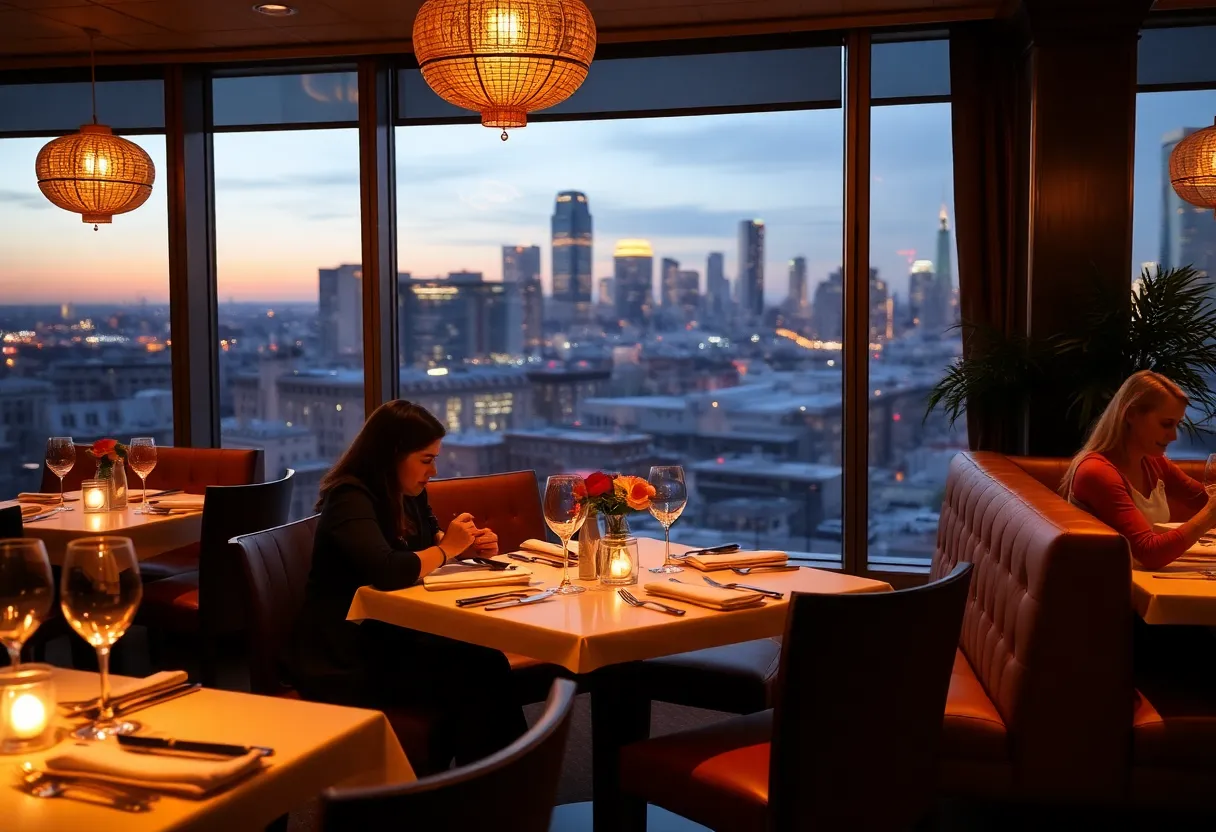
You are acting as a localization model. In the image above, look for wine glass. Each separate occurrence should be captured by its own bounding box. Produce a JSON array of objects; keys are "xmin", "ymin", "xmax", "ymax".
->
[
  {"xmin": 1205, "ymin": 453, "xmax": 1216, "ymax": 494},
  {"xmin": 647, "ymin": 466, "xmax": 688, "ymax": 574},
  {"xmin": 128, "ymin": 437, "xmax": 157, "ymax": 514},
  {"xmin": 61, "ymin": 536, "xmax": 143, "ymax": 739},
  {"xmin": 543, "ymin": 475, "xmax": 589, "ymax": 596},
  {"xmin": 0, "ymin": 539, "xmax": 53, "ymax": 668},
  {"xmin": 45, "ymin": 437, "xmax": 76, "ymax": 512}
]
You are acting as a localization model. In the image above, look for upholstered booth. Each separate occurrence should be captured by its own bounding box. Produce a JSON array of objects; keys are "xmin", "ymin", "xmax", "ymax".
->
[{"xmin": 934, "ymin": 452, "xmax": 1216, "ymax": 809}]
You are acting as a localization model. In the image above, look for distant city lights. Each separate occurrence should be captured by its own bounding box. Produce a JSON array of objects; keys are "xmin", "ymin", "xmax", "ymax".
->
[{"xmin": 427, "ymin": 367, "xmax": 450, "ymax": 376}]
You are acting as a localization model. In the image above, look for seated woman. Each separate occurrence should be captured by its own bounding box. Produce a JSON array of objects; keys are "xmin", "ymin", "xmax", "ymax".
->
[
  {"xmin": 1061, "ymin": 370, "xmax": 1216, "ymax": 569},
  {"xmin": 285, "ymin": 399, "xmax": 527, "ymax": 768}
]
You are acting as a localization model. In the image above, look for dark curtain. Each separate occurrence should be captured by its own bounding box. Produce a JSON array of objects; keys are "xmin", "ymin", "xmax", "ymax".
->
[{"xmin": 949, "ymin": 21, "xmax": 1028, "ymax": 454}]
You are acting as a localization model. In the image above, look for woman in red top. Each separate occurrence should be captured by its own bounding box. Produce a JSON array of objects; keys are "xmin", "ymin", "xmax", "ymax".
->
[{"xmin": 1061, "ymin": 370, "xmax": 1216, "ymax": 569}]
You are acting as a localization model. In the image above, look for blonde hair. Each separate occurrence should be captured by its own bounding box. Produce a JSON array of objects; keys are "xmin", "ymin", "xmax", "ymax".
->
[{"xmin": 1059, "ymin": 370, "xmax": 1189, "ymax": 496}]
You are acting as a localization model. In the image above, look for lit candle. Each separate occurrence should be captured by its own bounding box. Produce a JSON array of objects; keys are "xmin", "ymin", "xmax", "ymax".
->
[
  {"xmin": 84, "ymin": 488, "xmax": 106, "ymax": 510},
  {"xmin": 8, "ymin": 693, "xmax": 47, "ymax": 740},
  {"xmin": 610, "ymin": 554, "xmax": 631, "ymax": 579}
]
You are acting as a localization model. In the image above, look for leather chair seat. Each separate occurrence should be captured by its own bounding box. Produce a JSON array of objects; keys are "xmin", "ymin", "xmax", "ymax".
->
[
  {"xmin": 641, "ymin": 639, "xmax": 780, "ymax": 714},
  {"xmin": 942, "ymin": 649, "xmax": 1008, "ymax": 762},
  {"xmin": 620, "ymin": 710, "xmax": 771, "ymax": 832},
  {"xmin": 139, "ymin": 571, "xmax": 199, "ymax": 633},
  {"xmin": 1133, "ymin": 683, "xmax": 1216, "ymax": 769},
  {"xmin": 138, "ymin": 542, "xmax": 201, "ymax": 582}
]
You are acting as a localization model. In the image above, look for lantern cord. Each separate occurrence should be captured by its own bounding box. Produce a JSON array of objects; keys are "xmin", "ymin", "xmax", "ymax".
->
[{"xmin": 86, "ymin": 28, "xmax": 98, "ymax": 125}]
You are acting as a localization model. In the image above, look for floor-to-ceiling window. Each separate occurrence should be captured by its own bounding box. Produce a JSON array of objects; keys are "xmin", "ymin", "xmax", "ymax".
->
[
  {"xmin": 212, "ymin": 70, "xmax": 362, "ymax": 519},
  {"xmin": 0, "ymin": 77, "xmax": 170, "ymax": 497}
]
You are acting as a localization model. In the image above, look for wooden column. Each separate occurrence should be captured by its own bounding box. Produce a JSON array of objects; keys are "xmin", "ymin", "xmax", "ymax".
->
[{"xmin": 1021, "ymin": 0, "xmax": 1153, "ymax": 455}]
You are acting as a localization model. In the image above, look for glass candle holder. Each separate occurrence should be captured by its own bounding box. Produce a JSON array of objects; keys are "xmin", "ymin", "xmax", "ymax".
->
[
  {"xmin": 0, "ymin": 663, "xmax": 57, "ymax": 754},
  {"xmin": 81, "ymin": 479, "xmax": 110, "ymax": 513},
  {"xmin": 598, "ymin": 536, "xmax": 639, "ymax": 586}
]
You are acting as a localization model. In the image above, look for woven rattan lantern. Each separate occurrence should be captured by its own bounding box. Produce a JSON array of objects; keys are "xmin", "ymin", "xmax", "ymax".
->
[
  {"xmin": 412, "ymin": 0, "xmax": 596, "ymax": 140},
  {"xmin": 1170, "ymin": 118, "xmax": 1216, "ymax": 217},
  {"xmin": 35, "ymin": 32, "xmax": 155, "ymax": 229}
]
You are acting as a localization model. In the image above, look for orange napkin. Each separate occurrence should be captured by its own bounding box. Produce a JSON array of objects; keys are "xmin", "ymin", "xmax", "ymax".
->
[
  {"xmin": 42, "ymin": 742, "xmax": 265, "ymax": 798},
  {"xmin": 18, "ymin": 504, "xmax": 44, "ymax": 518},
  {"xmin": 16, "ymin": 493, "xmax": 64, "ymax": 504},
  {"xmin": 682, "ymin": 550, "xmax": 787, "ymax": 571},
  {"xmin": 520, "ymin": 539, "xmax": 575, "ymax": 560},
  {"xmin": 422, "ymin": 563, "xmax": 534, "ymax": 591},
  {"xmin": 643, "ymin": 581, "xmax": 766, "ymax": 611},
  {"xmin": 148, "ymin": 494, "xmax": 205, "ymax": 511}
]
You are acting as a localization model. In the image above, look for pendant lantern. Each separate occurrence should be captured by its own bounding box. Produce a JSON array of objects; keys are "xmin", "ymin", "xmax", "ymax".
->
[{"xmin": 1169, "ymin": 117, "xmax": 1216, "ymax": 217}]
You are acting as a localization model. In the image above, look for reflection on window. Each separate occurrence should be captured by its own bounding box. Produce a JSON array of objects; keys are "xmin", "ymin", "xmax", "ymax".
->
[
  {"xmin": 868, "ymin": 101, "xmax": 966, "ymax": 566},
  {"xmin": 214, "ymin": 128, "xmax": 362, "ymax": 520},
  {"xmin": 0, "ymin": 134, "xmax": 172, "ymax": 496},
  {"xmin": 396, "ymin": 102, "xmax": 845, "ymax": 560}
]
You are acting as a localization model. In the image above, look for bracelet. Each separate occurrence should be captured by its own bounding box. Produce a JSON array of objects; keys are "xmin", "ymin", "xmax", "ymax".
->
[{"xmin": 437, "ymin": 542, "xmax": 453, "ymax": 562}]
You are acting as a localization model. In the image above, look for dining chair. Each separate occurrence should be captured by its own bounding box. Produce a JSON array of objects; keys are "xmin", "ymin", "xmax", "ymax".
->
[
  {"xmin": 427, "ymin": 470, "xmax": 571, "ymax": 705},
  {"xmin": 619, "ymin": 562, "xmax": 974, "ymax": 831},
  {"xmin": 138, "ymin": 468, "xmax": 295, "ymax": 686},
  {"xmin": 231, "ymin": 515, "xmax": 457, "ymax": 777},
  {"xmin": 319, "ymin": 677, "xmax": 577, "ymax": 831}
]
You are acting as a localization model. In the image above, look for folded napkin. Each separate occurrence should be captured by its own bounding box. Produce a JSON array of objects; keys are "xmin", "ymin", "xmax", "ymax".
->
[
  {"xmin": 42, "ymin": 741, "xmax": 265, "ymax": 798},
  {"xmin": 16, "ymin": 492, "xmax": 66, "ymax": 504},
  {"xmin": 18, "ymin": 503, "xmax": 44, "ymax": 518},
  {"xmin": 59, "ymin": 670, "xmax": 189, "ymax": 709},
  {"xmin": 682, "ymin": 550, "xmax": 788, "ymax": 571},
  {"xmin": 519, "ymin": 539, "xmax": 575, "ymax": 560},
  {"xmin": 148, "ymin": 494, "xmax": 205, "ymax": 510},
  {"xmin": 643, "ymin": 581, "xmax": 766, "ymax": 611},
  {"xmin": 422, "ymin": 562, "xmax": 534, "ymax": 591}
]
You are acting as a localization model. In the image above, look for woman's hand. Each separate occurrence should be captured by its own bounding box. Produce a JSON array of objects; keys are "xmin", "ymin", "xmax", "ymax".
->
[
  {"xmin": 472, "ymin": 527, "xmax": 499, "ymax": 557},
  {"xmin": 1201, "ymin": 490, "xmax": 1216, "ymax": 525},
  {"xmin": 441, "ymin": 513, "xmax": 477, "ymax": 560}
]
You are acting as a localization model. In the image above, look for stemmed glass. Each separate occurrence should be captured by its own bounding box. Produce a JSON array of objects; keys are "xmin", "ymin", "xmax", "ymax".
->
[
  {"xmin": 0, "ymin": 539, "xmax": 53, "ymax": 668},
  {"xmin": 128, "ymin": 437, "xmax": 157, "ymax": 514},
  {"xmin": 61, "ymin": 536, "xmax": 143, "ymax": 739},
  {"xmin": 647, "ymin": 466, "xmax": 688, "ymax": 574},
  {"xmin": 1204, "ymin": 453, "xmax": 1216, "ymax": 494},
  {"xmin": 45, "ymin": 437, "xmax": 76, "ymax": 512},
  {"xmin": 543, "ymin": 475, "xmax": 589, "ymax": 596}
]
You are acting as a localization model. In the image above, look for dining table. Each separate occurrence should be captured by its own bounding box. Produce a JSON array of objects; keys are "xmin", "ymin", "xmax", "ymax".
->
[
  {"xmin": 347, "ymin": 537, "xmax": 891, "ymax": 830},
  {"xmin": 0, "ymin": 492, "xmax": 203, "ymax": 566},
  {"xmin": 1132, "ymin": 534, "xmax": 1216, "ymax": 626},
  {"xmin": 4, "ymin": 667, "xmax": 413, "ymax": 832}
]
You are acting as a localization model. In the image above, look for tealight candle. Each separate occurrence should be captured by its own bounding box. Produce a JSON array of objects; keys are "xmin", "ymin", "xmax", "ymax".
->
[
  {"xmin": 610, "ymin": 555, "xmax": 631, "ymax": 579},
  {"xmin": 81, "ymin": 479, "xmax": 109, "ymax": 513},
  {"xmin": 0, "ymin": 663, "xmax": 56, "ymax": 753},
  {"xmin": 599, "ymin": 537, "xmax": 639, "ymax": 587}
]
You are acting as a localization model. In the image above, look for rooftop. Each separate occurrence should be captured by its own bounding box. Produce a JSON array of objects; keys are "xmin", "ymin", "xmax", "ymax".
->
[
  {"xmin": 691, "ymin": 455, "xmax": 842, "ymax": 482},
  {"xmin": 505, "ymin": 426, "xmax": 652, "ymax": 445}
]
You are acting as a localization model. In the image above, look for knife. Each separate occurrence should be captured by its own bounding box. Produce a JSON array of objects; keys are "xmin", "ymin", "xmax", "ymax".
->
[
  {"xmin": 455, "ymin": 588, "xmax": 544, "ymax": 607},
  {"xmin": 674, "ymin": 544, "xmax": 741, "ymax": 559},
  {"xmin": 484, "ymin": 587, "xmax": 558, "ymax": 610},
  {"xmin": 456, "ymin": 557, "xmax": 516, "ymax": 571},
  {"xmin": 508, "ymin": 553, "xmax": 564, "ymax": 567},
  {"xmin": 23, "ymin": 510, "xmax": 60, "ymax": 523},
  {"xmin": 118, "ymin": 735, "xmax": 274, "ymax": 758}
]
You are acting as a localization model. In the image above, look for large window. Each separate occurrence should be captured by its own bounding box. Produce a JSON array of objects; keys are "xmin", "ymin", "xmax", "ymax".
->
[
  {"xmin": 0, "ymin": 77, "xmax": 169, "ymax": 498},
  {"xmin": 867, "ymin": 37, "xmax": 963, "ymax": 567},
  {"xmin": 213, "ymin": 71, "xmax": 362, "ymax": 520},
  {"xmin": 395, "ymin": 44, "xmax": 848, "ymax": 560}
]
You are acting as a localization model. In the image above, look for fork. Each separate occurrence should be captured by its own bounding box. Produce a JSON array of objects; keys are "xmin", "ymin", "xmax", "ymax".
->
[
  {"xmin": 731, "ymin": 566, "xmax": 802, "ymax": 576},
  {"xmin": 1152, "ymin": 569, "xmax": 1216, "ymax": 580},
  {"xmin": 618, "ymin": 589, "xmax": 685, "ymax": 616},
  {"xmin": 700, "ymin": 575, "xmax": 784, "ymax": 599}
]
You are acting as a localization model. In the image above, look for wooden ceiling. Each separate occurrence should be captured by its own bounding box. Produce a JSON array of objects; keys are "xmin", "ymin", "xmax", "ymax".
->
[{"xmin": 0, "ymin": 0, "xmax": 1001, "ymax": 65}]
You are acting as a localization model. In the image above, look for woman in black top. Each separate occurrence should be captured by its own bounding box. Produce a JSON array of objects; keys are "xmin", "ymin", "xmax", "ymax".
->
[{"xmin": 286, "ymin": 400, "xmax": 527, "ymax": 768}]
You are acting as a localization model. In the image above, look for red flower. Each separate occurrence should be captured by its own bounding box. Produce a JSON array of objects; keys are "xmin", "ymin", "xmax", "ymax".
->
[
  {"xmin": 572, "ymin": 481, "xmax": 587, "ymax": 502},
  {"xmin": 585, "ymin": 471, "xmax": 613, "ymax": 498},
  {"xmin": 91, "ymin": 438, "xmax": 117, "ymax": 458}
]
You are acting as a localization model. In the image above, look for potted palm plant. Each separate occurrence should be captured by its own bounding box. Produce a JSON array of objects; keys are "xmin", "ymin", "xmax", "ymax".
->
[{"xmin": 926, "ymin": 265, "xmax": 1216, "ymax": 449}]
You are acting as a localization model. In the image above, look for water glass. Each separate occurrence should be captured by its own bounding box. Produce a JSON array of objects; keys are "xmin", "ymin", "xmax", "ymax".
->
[
  {"xmin": 647, "ymin": 466, "xmax": 688, "ymax": 574},
  {"xmin": 45, "ymin": 437, "xmax": 76, "ymax": 512},
  {"xmin": 543, "ymin": 475, "xmax": 588, "ymax": 596},
  {"xmin": 0, "ymin": 540, "xmax": 53, "ymax": 668},
  {"xmin": 128, "ymin": 437, "xmax": 158, "ymax": 514}
]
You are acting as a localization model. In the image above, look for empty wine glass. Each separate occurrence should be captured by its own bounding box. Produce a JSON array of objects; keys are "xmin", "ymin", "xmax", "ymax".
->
[
  {"xmin": 0, "ymin": 539, "xmax": 53, "ymax": 668},
  {"xmin": 647, "ymin": 466, "xmax": 688, "ymax": 574},
  {"xmin": 61, "ymin": 536, "xmax": 143, "ymax": 739},
  {"xmin": 1205, "ymin": 453, "xmax": 1216, "ymax": 495},
  {"xmin": 543, "ymin": 475, "xmax": 589, "ymax": 596},
  {"xmin": 128, "ymin": 438, "xmax": 157, "ymax": 514},
  {"xmin": 45, "ymin": 437, "xmax": 76, "ymax": 512}
]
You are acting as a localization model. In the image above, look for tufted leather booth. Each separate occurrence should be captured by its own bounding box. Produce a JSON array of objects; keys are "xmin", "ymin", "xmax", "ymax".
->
[
  {"xmin": 232, "ymin": 515, "xmax": 450, "ymax": 776},
  {"xmin": 426, "ymin": 471, "xmax": 570, "ymax": 704},
  {"xmin": 620, "ymin": 563, "xmax": 973, "ymax": 831}
]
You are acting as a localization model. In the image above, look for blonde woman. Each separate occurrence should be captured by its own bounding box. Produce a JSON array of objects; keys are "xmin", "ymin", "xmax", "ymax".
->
[{"xmin": 1061, "ymin": 370, "xmax": 1216, "ymax": 569}]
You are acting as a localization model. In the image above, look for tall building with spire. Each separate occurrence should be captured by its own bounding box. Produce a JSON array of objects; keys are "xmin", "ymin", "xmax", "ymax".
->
[
  {"xmin": 550, "ymin": 191, "xmax": 593, "ymax": 328},
  {"xmin": 921, "ymin": 206, "xmax": 955, "ymax": 333}
]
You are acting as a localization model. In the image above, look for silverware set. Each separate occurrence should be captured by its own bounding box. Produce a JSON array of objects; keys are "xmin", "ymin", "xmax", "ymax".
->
[
  {"xmin": 617, "ymin": 588, "xmax": 685, "ymax": 616},
  {"xmin": 455, "ymin": 588, "xmax": 546, "ymax": 608},
  {"xmin": 699, "ymin": 575, "xmax": 784, "ymax": 599},
  {"xmin": 1152, "ymin": 569, "xmax": 1216, "ymax": 580},
  {"xmin": 508, "ymin": 553, "xmax": 565, "ymax": 567},
  {"xmin": 18, "ymin": 768, "xmax": 157, "ymax": 812},
  {"xmin": 61, "ymin": 682, "xmax": 202, "ymax": 720},
  {"xmin": 672, "ymin": 543, "xmax": 740, "ymax": 559}
]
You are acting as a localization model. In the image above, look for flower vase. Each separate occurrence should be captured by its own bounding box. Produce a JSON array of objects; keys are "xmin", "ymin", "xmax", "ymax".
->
[
  {"xmin": 96, "ymin": 460, "xmax": 128, "ymax": 510},
  {"xmin": 595, "ymin": 514, "xmax": 630, "ymax": 578},
  {"xmin": 578, "ymin": 509, "xmax": 601, "ymax": 580}
]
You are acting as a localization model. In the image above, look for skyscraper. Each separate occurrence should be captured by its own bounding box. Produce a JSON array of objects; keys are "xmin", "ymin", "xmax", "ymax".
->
[
  {"xmin": 922, "ymin": 207, "xmax": 954, "ymax": 333},
  {"xmin": 551, "ymin": 191, "xmax": 593, "ymax": 328},
  {"xmin": 811, "ymin": 269, "xmax": 843, "ymax": 340},
  {"xmin": 660, "ymin": 258, "xmax": 680, "ymax": 307},
  {"xmin": 318, "ymin": 264, "xmax": 362, "ymax": 362},
  {"xmin": 676, "ymin": 269, "xmax": 700, "ymax": 322},
  {"xmin": 707, "ymin": 252, "xmax": 729, "ymax": 320},
  {"xmin": 907, "ymin": 259, "xmax": 933, "ymax": 329},
  {"xmin": 503, "ymin": 245, "xmax": 543, "ymax": 353},
  {"xmin": 1162, "ymin": 128, "xmax": 1216, "ymax": 279},
  {"xmin": 399, "ymin": 271, "xmax": 521, "ymax": 366},
  {"xmin": 598, "ymin": 277, "xmax": 614, "ymax": 308},
  {"xmin": 787, "ymin": 256, "xmax": 808, "ymax": 309},
  {"xmin": 738, "ymin": 219, "xmax": 765, "ymax": 319},
  {"xmin": 613, "ymin": 239, "xmax": 654, "ymax": 329},
  {"xmin": 870, "ymin": 270, "xmax": 892, "ymax": 343}
]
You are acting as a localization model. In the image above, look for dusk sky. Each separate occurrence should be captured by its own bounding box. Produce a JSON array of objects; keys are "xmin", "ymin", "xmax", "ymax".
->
[{"xmin": 1, "ymin": 91, "xmax": 1212, "ymax": 305}]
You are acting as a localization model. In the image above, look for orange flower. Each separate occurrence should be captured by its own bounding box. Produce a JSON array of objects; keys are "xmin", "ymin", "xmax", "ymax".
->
[{"xmin": 614, "ymin": 475, "xmax": 656, "ymax": 511}]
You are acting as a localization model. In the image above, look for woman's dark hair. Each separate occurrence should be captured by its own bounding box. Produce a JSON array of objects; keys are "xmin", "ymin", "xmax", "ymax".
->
[{"xmin": 316, "ymin": 399, "xmax": 446, "ymax": 538}]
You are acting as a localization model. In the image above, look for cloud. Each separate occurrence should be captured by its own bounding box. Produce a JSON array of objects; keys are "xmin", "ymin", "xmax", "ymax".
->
[
  {"xmin": 595, "ymin": 202, "xmax": 839, "ymax": 240},
  {"xmin": 2, "ymin": 189, "xmax": 52, "ymax": 210},
  {"xmin": 217, "ymin": 171, "xmax": 357, "ymax": 191}
]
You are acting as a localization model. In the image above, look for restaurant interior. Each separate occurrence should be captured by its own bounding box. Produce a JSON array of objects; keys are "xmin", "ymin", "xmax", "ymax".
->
[{"xmin": 3, "ymin": 0, "xmax": 1216, "ymax": 829}]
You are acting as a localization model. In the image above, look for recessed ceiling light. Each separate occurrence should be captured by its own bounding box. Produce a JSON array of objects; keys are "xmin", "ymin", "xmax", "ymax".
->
[{"xmin": 253, "ymin": 3, "xmax": 297, "ymax": 16}]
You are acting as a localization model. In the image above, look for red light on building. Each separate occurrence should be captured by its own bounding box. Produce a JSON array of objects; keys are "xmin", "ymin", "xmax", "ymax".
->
[
  {"xmin": 892, "ymin": 413, "xmax": 901, "ymax": 422},
  {"xmin": 716, "ymin": 457, "xmax": 725, "ymax": 464}
]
